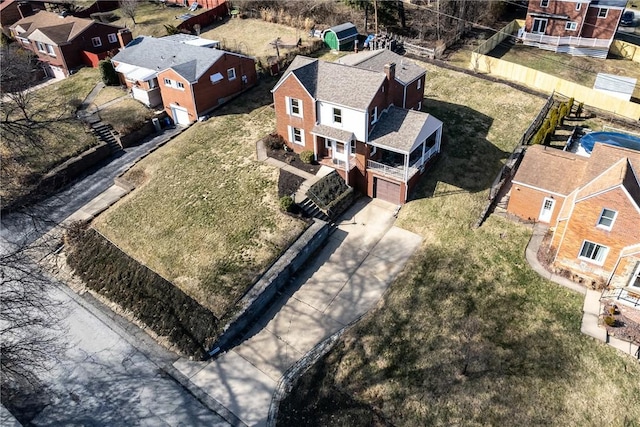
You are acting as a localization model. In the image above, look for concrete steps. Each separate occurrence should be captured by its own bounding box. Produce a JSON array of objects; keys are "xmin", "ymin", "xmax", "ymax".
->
[
  {"xmin": 92, "ymin": 122, "xmax": 122, "ymax": 154},
  {"xmin": 298, "ymin": 198, "xmax": 331, "ymax": 223}
]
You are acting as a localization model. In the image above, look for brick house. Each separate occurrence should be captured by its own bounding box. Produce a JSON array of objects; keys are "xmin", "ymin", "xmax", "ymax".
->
[
  {"xmin": 507, "ymin": 143, "xmax": 640, "ymax": 300},
  {"xmin": 271, "ymin": 54, "xmax": 443, "ymax": 205},
  {"xmin": 10, "ymin": 10, "xmax": 131, "ymax": 78},
  {"xmin": 521, "ymin": 0, "xmax": 627, "ymax": 58},
  {"xmin": 111, "ymin": 36, "xmax": 257, "ymax": 125}
]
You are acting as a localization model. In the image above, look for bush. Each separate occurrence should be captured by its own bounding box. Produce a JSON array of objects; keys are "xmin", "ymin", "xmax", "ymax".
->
[
  {"xmin": 300, "ymin": 150, "xmax": 314, "ymax": 164},
  {"xmin": 99, "ymin": 59, "xmax": 119, "ymax": 86},
  {"xmin": 604, "ymin": 315, "xmax": 616, "ymax": 327},
  {"xmin": 280, "ymin": 195, "xmax": 294, "ymax": 212},
  {"xmin": 265, "ymin": 133, "xmax": 285, "ymax": 150},
  {"xmin": 576, "ymin": 102, "xmax": 584, "ymax": 117}
]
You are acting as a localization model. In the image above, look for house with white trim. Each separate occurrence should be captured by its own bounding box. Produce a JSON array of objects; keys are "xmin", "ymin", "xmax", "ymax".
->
[
  {"xmin": 507, "ymin": 143, "xmax": 640, "ymax": 303},
  {"xmin": 271, "ymin": 53, "xmax": 442, "ymax": 205}
]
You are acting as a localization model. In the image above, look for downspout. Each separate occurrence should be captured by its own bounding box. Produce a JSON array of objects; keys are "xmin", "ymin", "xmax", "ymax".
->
[
  {"xmin": 402, "ymin": 83, "xmax": 407, "ymax": 109},
  {"xmin": 190, "ymin": 79, "xmax": 197, "ymax": 121}
]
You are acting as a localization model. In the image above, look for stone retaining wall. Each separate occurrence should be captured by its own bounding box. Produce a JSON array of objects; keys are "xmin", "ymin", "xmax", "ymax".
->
[
  {"xmin": 210, "ymin": 219, "xmax": 330, "ymax": 356},
  {"xmin": 39, "ymin": 142, "xmax": 111, "ymax": 191}
]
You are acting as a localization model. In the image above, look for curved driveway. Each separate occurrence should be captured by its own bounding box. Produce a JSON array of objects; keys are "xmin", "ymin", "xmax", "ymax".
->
[{"xmin": 174, "ymin": 198, "xmax": 423, "ymax": 426}]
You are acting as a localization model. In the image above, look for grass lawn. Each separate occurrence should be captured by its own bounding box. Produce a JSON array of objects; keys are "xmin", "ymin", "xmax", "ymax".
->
[
  {"xmin": 110, "ymin": 2, "xmax": 210, "ymax": 38},
  {"xmin": 1, "ymin": 68, "xmax": 100, "ymax": 207},
  {"xmin": 99, "ymin": 98, "xmax": 155, "ymax": 134},
  {"xmin": 200, "ymin": 18, "xmax": 312, "ymax": 60},
  {"xmin": 93, "ymin": 79, "xmax": 307, "ymax": 318},
  {"xmin": 92, "ymin": 86, "xmax": 128, "ymax": 107},
  {"xmin": 277, "ymin": 64, "xmax": 640, "ymax": 426}
]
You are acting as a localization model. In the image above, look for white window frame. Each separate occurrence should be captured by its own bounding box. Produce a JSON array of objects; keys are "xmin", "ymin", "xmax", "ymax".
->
[
  {"xmin": 417, "ymin": 101, "xmax": 422, "ymax": 110},
  {"xmin": 540, "ymin": 0, "xmax": 549, "ymax": 7},
  {"xmin": 176, "ymin": 81, "xmax": 185, "ymax": 90},
  {"xmin": 91, "ymin": 37, "xmax": 102, "ymax": 47},
  {"xmin": 333, "ymin": 108, "xmax": 342, "ymax": 124},
  {"xmin": 370, "ymin": 145, "xmax": 377, "ymax": 156},
  {"xmin": 630, "ymin": 262, "xmax": 640, "ymax": 288},
  {"xmin": 596, "ymin": 208, "xmax": 617, "ymax": 230},
  {"xmin": 350, "ymin": 139, "xmax": 356, "ymax": 156},
  {"xmin": 36, "ymin": 41, "xmax": 46, "ymax": 52},
  {"xmin": 579, "ymin": 240, "xmax": 608, "ymax": 265},
  {"xmin": 325, "ymin": 139, "xmax": 331, "ymax": 149},
  {"xmin": 417, "ymin": 79, "xmax": 421, "ymax": 90},
  {"xmin": 164, "ymin": 77, "xmax": 172, "ymax": 86},
  {"xmin": 289, "ymin": 97, "xmax": 302, "ymax": 117},
  {"xmin": 371, "ymin": 106, "xmax": 378, "ymax": 125},
  {"xmin": 227, "ymin": 67, "xmax": 236, "ymax": 80},
  {"xmin": 108, "ymin": 33, "xmax": 118, "ymax": 44},
  {"xmin": 288, "ymin": 126, "xmax": 304, "ymax": 146},
  {"xmin": 598, "ymin": 8, "xmax": 608, "ymax": 18},
  {"xmin": 576, "ymin": 3, "xmax": 581, "ymax": 11},
  {"xmin": 45, "ymin": 44, "xmax": 55, "ymax": 56},
  {"xmin": 565, "ymin": 21, "xmax": 578, "ymax": 31},
  {"xmin": 532, "ymin": 18, "xmax": 548, "ymax": 34}
]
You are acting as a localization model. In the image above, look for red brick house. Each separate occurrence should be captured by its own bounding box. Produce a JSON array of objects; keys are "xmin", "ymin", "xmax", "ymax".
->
[
  {"xmin": 111, "ymin": 36, "xmax": 257, "ymax": 125},
  {"xmin": 271, "ymin": 54, "xmax": 442, "ymax": 205},
  {"xmin": 9, "ymin": 10, "xmax": 131, "ymax": 78},
  {"xmin": 521, "ymin": 0, "xmax": 627, "ymax": 58},
  {"xmin": 507, "ymin": 143, "xmax": 640, "ymax": 301}
]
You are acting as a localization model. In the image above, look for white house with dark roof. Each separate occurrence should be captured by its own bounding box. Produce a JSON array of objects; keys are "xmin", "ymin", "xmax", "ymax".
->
[
  {"xmin": 272, "ymin": 55, "xmax": 442, "ymax": 204},
  {"xmin": 111, "ymin": 36, "xmax": 257, "ymax": 124}
]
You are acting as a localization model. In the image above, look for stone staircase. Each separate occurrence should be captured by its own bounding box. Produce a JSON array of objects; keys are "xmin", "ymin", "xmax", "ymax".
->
[
  {"xmin": 298, "ymin": 197, "xmax": 331, "ymax": 223},
  {"xmin": 92, "ymin": 122, "xmax": 122, "ymax": 154}
]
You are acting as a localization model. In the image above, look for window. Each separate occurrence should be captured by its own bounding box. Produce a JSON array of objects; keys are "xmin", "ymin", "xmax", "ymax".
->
[
  {"xmin": 325, "ymin": 139, "xmax": 331, "ymax": 149},
  {"xmin": 333, "ymin": 108, "xmax": 342, "ymax": 124},
  {"xmin": 576, "ymin": 3, "xmax": 581, "ymax": 10},
  {"xmin": 565, "ymin": 22, "xmax": 578, "ymax": 31},
  {"xmin": 227, "ymin": 67, "xmax": 236, "ymax": 80},
  {"xmin": 597, "ymin": 208, "xmax": 616, "ymax": 229},
  {"xmin": 108, "ymin": 33, "xmax": 118, "ymax": 44},
  {"xmin": 149, "ymin": 78, "xmax": 158, "ymax": 88},
  {"xmin": 176, "ymin": 81, "xmax": 184, "ymax": 90},
  {"xmin": 579, "ymin": 240, "xmax": 608, "ymax": 264},
  {"xmin": 292, "ymin": 127, "xmax": 303, "ymax": 145},
  {"xmin": 46, "ymin": 44, "xmax": 55, "ymax": 56},
  {"xmin": 417, "ymin": 79, "xmax": 421, "ymax": 90},
  {"xmin": 290, "ymin": 98, "xmax": 302, "ymax": 116},
  {"xmin": 210, "ymin": 72, "xmax": 224, "ymax": 84},
  {"xmin": 164, "ymin": 78, "xmax": 172, "ymax": 86},
  {"xmin": 598, "ymin": 8, "xmax": 608, "ymax": 18},
  {"xmin": 163, "ymin": 78, "xmax": 185, "ymax": 90},
  {"xmin": 91, "ymin": 37, "xmax": 102, "ymax": 47},
  {"xmin": 630, "ymin": 262, "xmax": 640, "ymax": 288},
  {"xmin": 532, "ymin": 18, "xmax": 548, "ymax": 34},
  {"xmin": 371, "ymin": 106, "xmax": 378, "ymax": 124},
  {"xmin": 350, "ymin": 139, "xmax": 356, "ymax": 155},
  {"xmin": 540, "ymin": 0, "xmax": 549, "ymax": 7},
  {"xmin": 417, "ymin": 101, "xmax": 422, "ymax": 110},
  {"xmin": 370, "ymin": 145, "xmax": 377, "ymax": 156},
  {"xmin": 36, "ymin": 41, "xmax": 46, "ymax": 52}
]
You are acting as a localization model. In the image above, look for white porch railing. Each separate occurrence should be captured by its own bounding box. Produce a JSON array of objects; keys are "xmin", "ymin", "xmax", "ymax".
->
[
  {"xmin": 521, "ymin": 32, "xmax": 611, "ymax": 48},
  {"xmin": 368, "ymin": 144, "xmax": 439, "ymax": 181}
]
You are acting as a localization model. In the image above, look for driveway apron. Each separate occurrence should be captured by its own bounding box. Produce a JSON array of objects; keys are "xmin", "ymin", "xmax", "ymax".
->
[{"xmin": 174, "ymin": 198, "xmax": 423, "ymax": 426}]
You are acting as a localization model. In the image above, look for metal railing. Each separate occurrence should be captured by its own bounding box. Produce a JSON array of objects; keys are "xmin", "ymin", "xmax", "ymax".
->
[{"xmin": 367, "ymin": 160, "xmax": 406, "ymax": 180}]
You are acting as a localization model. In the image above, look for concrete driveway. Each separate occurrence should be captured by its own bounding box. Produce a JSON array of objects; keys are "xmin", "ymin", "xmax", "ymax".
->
[{"xmin": 174, "ymin": 198, "xmax": 423, "ymax": 426}]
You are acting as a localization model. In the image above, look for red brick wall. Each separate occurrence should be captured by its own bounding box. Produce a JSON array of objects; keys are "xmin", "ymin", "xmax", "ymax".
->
[
  {"xmin": 192, "ymin": 53, "xmax": 257, "ymax": 116},
  {"xmin": 273, "ymin": 74, "xmax": 316, "ymax": 154},
  {"xmin": 507, "ymin": 184, "xmax": 566, "ymax": 224},
  {"xmin": 158, "ymin": 69, "xmax": 198, "ymax": 122},
  {"xmin": 525, "ymin": 0, "xmax": 621, "ymax": 39},
  {"xmin": 404, "ymin": 75, "xmax": 425, "ymax": 110},
  {"xmin": 554, "ymin": 188, "xmax": 640, "ymax": 277},
  {"xmin": 581, "ymin": 6, "xmax": 622, "ymax": 38}
]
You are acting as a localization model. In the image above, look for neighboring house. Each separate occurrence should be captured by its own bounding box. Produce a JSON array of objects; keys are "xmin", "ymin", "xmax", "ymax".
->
[
  {"xmin": 521, "ymin": 0, "xmax": 627, "ymax": 58},
  {"xmin": 338, "ymin": 49, "xmax": 425, "ymax": 110},
  {"xmin": 10, "ymin": 10, "xmax": 131, "ymax": 78},
  {"xmin": 0, "ymin": 0, "xmax": 23, "ymax": 37},
  {"xmin": 507, "ymin": 143, "xmax": 640, "ymax": 299},
  {"xmin": 322, "ymin": 22, "xmax": 358, "ymax": 51},
  {"xmin": 111, "ymin": 36, "xmax": 257, "ymax": 125},
  {"xmin": 272, "ymin": 55, "xmax": 443, "ymax": 205}
]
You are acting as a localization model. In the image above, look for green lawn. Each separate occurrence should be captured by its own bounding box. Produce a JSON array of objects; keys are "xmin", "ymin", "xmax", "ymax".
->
[
  {"xmin": 277, "ymin": 64, "xmax": 640, "ymax": 426},
  {"xmin": 93, "ymin": 80, "xmax": 307, "ymax": 318}
]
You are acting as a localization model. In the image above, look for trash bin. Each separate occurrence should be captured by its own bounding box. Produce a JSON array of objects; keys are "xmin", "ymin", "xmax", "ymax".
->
[{"xmin": 152, "ymin": 117, "xmax": 161, "ymax": 132}]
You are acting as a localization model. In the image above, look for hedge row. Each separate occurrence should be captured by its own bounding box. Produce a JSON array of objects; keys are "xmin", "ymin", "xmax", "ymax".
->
[
  {"xmin": 531, "ymin": 98, "xmax": 576, "ymax": 145},
  {"xmin": 65, "ymin": 223, "xmax": 219, "ymax": 359}
]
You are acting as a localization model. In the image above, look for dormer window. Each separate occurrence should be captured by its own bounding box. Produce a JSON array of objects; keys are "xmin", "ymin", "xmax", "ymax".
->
[
  {"xmin": 333, "ymin": 108, "xmax": 342, "ymax": 124},
  {"xmin": 597, "ymin": 208, "xmax": 616, "ymax": 230}
]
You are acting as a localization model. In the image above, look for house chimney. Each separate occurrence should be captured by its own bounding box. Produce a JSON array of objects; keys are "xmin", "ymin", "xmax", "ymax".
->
[
  {"xmin": 384, "ymin": 62, "xmax": 396, "ymax": 82},
  {"xmin": 18, "ymin": 2, "xmax": 35, "ymax": 18},
  {"xmin": 117, "ymin": 29, "xmax": 133, "ymax": 49}
]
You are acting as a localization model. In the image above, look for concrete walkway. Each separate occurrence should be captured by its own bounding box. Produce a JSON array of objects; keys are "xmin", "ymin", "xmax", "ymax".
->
[
  {"xmin": 526, "ymin": 223, "xmax": 639, "ymax": 358},
  {"xmin": 174, "ymin": 198, "xmax": 423, "ymax": 426}
]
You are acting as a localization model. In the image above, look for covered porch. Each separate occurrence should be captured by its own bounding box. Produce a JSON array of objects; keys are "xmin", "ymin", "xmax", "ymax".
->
[
  {"xmin": 115, "ymin": 63, "xmax": 162, "ymax": 108},
  {"xmin": 311, "ymin": 124, "xmax": 358, "ymax": 172}
]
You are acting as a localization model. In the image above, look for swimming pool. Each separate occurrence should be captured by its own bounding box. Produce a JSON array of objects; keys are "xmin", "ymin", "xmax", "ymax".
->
[{"xmin": 579, "ymin": 131, "xmax": 640, "ymax": 155}]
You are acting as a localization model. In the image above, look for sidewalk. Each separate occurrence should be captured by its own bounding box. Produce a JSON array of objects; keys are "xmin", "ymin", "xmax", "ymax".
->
[{"xmin": 526, "ymin": 223, "xmax": 639, "ymax": 358}]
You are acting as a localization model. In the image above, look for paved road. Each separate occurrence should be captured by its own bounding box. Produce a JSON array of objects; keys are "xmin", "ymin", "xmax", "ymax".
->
[{"xmin": 175, "ymin": 198, "xmax": 423, "ymax": 426}]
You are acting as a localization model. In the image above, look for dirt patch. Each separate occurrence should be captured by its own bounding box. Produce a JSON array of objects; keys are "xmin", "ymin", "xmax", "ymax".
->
[
  {"xmin": 601, "ymin": 302, "xmax": 640, "ymax": 346},
  {"xmin": 267, "ymin": 146, "xmax": 322, "ymax": 175},
  {"xmin": 278, "ymin": 169, "xmax": 305, "ymax": 198}
]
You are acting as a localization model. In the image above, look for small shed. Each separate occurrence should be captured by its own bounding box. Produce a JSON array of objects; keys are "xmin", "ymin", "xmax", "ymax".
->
[
  {"xmin": 322, "ymin": 22, "xmax": 358, "ymax": 51},
  {"xmin": 593, "ymin": 73, "xmax": 637, "ymax": 101}
]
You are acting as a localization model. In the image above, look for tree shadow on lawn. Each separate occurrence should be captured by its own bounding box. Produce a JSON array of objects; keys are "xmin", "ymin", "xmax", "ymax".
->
[{"xmin": 410, "ymin": 99, "xmax": 510, "ymax": 201}]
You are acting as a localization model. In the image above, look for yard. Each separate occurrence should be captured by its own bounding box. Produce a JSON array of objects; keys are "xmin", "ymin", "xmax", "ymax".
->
[
  {"xmin": 109, "ymin": 2, "xmax": 211, "ymax": 38},
  {"xmin": 92, "ymin": 79, "xmax": 307, "ymax": 319},
  {"xmin": 277, "ymin": 63, "xmax": 640, "ymax": 426}
]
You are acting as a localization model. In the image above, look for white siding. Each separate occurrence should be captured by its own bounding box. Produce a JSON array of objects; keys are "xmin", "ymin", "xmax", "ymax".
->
[{"xmin": 316, "ymin": 101, "xmax": 367, "ymax": 142}]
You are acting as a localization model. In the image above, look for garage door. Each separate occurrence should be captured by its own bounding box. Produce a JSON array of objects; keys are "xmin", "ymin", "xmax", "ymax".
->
[
  {"xmin": 374, "ymin": 177, "xmax": 401, "ymax": 204},
  {"xmin": 171, "ymin": 105, "xmax": 190, "ymax": 125}
]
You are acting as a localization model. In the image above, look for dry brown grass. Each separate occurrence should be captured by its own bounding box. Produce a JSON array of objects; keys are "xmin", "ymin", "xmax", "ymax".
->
[{"xmin": 99, "ymin": 98, "xmax": 154, "ymax": 134}]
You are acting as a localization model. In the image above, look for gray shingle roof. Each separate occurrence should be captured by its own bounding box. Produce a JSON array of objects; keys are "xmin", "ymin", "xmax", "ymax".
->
[
  {"xmin": 339, "ymin": 50, "xmax": 425, "ymax": 85},
  {"xmin": 311, "ymin": 124, "xmax": 355, "ymax": 142},
  {"xmin": 111, "ymin": 36, "xmax": 225, "ymax": 82},
  {"xmin": 327, "ymin": 22, "xmax": 358, "ymax": 41},
  {"xmin": 275, "ymin": 56, "xmax": 385, "ymax": 111},
  {"xmin": 369, "ymin": 106, "xmax": 442, "ymax": 153}
]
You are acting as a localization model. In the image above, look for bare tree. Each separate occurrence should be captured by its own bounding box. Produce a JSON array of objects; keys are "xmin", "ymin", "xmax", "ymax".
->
[{"xmin": 119, "ymin": 0, "xmax": 138, "ymax": 27}]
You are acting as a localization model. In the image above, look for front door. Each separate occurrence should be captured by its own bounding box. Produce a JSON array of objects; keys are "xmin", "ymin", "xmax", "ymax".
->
[
  {"xmin": 539, "ymin": 197, "xmax": 555, "ymax": 223},
  {"xmin": 532, "ymin": 18, "xmax": 548, "ymax": 34},
  {"xmin": 332, "ymin": 140, "xmax": 347, "ymax": 163}
]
